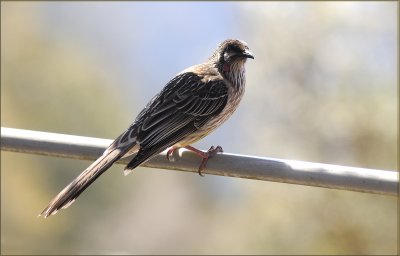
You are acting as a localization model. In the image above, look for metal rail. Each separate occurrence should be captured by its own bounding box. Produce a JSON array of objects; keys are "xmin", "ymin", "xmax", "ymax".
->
[{"xmin": 1, "ymin": 127, "xmax": 398, "ymax": 196}]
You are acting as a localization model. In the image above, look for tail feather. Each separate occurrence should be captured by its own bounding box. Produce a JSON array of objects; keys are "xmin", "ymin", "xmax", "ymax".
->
[
  {"xmin": 39, "ymin": 149, "xmax": 123, "ymax": 218},
  {"xmin": 122, "ymin": 148, "xmax": 161, "ymax": 176}
]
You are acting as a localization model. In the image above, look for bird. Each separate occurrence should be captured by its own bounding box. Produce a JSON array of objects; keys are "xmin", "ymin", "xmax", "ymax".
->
[{"xmin": 39, "ymin": 39, "xmax": 254, "ymax": 218}]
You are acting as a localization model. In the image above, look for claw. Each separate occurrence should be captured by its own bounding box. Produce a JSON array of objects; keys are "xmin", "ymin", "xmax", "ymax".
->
[
  {"xmin": 185, "ymin": 145, "xmax": 223, "ymax": 176},
  {"xmin": 166, "ymin": 146, "xmax": 179, "ymax": 162}
]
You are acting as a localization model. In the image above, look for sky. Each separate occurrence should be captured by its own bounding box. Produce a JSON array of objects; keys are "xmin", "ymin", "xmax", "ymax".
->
[{"xmin": 41, "ymin": 2, "xmax": 244, "ymax": 100}]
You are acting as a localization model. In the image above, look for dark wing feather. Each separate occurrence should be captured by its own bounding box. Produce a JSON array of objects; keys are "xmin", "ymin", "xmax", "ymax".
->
[{"xmin": 124, "ymin": 71, "xmax": 228, "ymax": 170}]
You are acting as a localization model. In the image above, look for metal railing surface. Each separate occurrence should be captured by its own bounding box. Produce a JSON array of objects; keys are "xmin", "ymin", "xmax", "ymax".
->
[{"xmin": 1, "ymin": 127, "xmax": 398, "ymax": 196}]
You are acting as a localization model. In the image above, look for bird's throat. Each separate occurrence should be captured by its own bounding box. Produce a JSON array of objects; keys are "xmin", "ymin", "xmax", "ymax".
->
[{"xmin": 223, "ymin": 63, "xmax": 230, "ymax": 72}]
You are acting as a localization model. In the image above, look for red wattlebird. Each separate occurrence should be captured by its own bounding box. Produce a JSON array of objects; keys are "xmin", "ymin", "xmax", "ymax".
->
[{"xmin": 39, "ymin": 39, "xmax": 254, "ymax": 217}]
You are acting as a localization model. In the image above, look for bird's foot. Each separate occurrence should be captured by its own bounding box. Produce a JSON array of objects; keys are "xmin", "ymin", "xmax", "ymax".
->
[
  {"xmin": 166, "ymin": 146, "xmax": 180, "ymax": 162},
  {"xmin": 185, "ymin": 145, "xmax": 223, "ymax": 176}
]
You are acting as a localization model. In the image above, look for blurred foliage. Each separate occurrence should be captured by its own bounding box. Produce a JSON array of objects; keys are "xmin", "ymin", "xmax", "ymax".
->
[
  {"xmin": 239, "ymin": 2, "xmax": 397, "ymax": 170},
  {"xmin": 1, "ymin": 2, "xmax": 397, "ymax": 255}
]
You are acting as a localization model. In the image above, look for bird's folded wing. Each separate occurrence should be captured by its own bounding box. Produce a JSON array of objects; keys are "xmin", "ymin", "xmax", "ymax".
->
[{"xmin": 136, "ymin": 72, "xmax": 228, "ymax": 148}]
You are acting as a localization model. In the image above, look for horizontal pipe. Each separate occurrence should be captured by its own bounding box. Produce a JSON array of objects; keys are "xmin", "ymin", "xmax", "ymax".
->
[{"xmin": 1, "ymin": 127, "xmax": 398, "ymax": 196}]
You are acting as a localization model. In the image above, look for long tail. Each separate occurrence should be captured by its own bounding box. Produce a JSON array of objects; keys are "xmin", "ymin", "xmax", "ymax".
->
[{"xmin": 39, "ymin": 148, "xmax": 126, "ymax": 218}]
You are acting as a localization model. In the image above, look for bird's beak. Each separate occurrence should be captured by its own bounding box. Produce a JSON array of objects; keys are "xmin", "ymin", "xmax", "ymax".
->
[{"xmin": 241, "ymin": 49, "xmax": 254, "ymax": 59}]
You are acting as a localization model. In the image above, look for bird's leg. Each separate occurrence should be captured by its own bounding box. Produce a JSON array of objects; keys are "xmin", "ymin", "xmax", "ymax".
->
[
  {"xmin": 184, "ymin": 145, "xmax": 223, "ymax": 177},
  {"xmin": 166, "ymin": 146, "xmax": 180, "ymax": 162}
]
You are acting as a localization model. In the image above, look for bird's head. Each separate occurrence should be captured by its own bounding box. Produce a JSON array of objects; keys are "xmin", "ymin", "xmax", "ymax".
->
[
  {"xmin": 210, "ymin": 39, "xmax": 254, "ymax": 83},
  {"xmin": 210, "ymin": 39, "xmax": 254, "ymax": 61},
  {"xmin": 219, "ymin": 39, "xmax": 254, "ymax": 62},
  {"xmin": 210, "ymin": 39, "xmax": 253, "ymax": 73}
]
